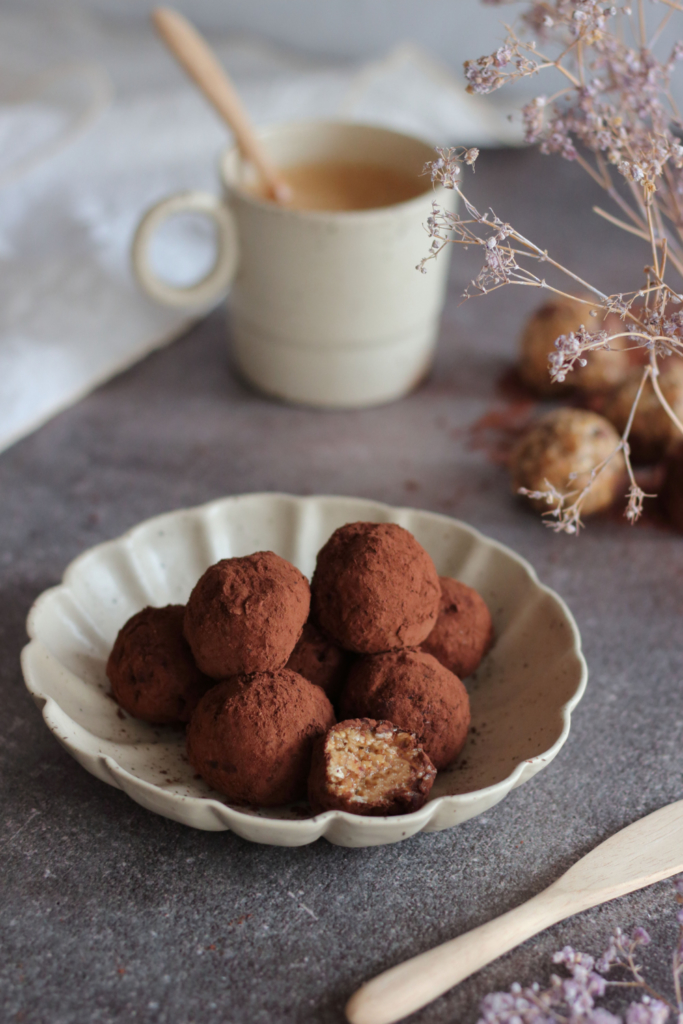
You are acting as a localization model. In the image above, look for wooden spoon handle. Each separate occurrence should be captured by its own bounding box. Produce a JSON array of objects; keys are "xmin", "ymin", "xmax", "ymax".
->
[
  {"xmin": 346, "ymin": 890, "xmax": 566, "ymax": 1024},
  {"xmin": 152, "ymin": 7, "xmax": 290, "ymax": 203},
  {"xmin": 347, "ymin": 801, "xmax": 683, "ymax": 1024}
]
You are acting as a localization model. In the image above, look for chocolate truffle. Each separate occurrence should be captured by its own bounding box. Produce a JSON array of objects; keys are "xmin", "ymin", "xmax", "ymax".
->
[
  {"xmin": 339, "ymin": 649, "xmax": 470, "ymax": 771},
  {"xmin": 308, "ymin": 719, "xmax": 436, "ymax": 816},
  {"xmin": 187, "ymin": 669, "xmax": 335, "ymax": 806},
  {"xmin": 660, "ymin": 441, "xmax": 683, "ymax": 532},
  {"xmin": 603, "ymin": 361, "xmax": 683, "ymax": 463},
  {"xmin": 107, "ymin": 605, "xmax": 212, "ymax": 724},
  {"xmin": 519, "ymin": 296, "xmax": 629, "ymax": 395},
  {"xmin": 421, "ymin": 577, "xmax": 494, "ymax": 678},
  {"xmin": 311, "ymin": 522, "xmax": 440, "ymax": 654},
  {"xmin": 184, "ymin": 551, "xmax": 310, "ymax": 679},
  {"xmin": 510, "ymin": 408, "xmax": 625, "ymax": 516},
  {"xmin": 285, "ymin": 619, "xmax": 350, "ymax": 700}
]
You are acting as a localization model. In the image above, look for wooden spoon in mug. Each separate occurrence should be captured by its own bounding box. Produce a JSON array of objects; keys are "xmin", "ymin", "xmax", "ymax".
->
[
  {"xmin": 346, "ymin": 799, "xmax": 683, "ymax": 1024},
  {"xmin": 152, "ymin": 7, "xmax": 291, "ymax": 204}
]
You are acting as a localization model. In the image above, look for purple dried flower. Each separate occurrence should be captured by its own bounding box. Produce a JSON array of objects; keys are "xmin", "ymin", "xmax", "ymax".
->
[
  {"xmin": 625, "ymin": 485, "xmax": 649, "ymax": 525},
  {"xmin": 464, "ymin": 58, "xmax": 505, "ymax": 95},
  {"xmin": 588, "ymin": 1011, "xmax": 623, "ymax": 1024},
  {"xmin": 547, "ymin": 326, "xmax": 609, "ymax": 383},
  {"xmin": 625, "ymin": 998, "xmax": 670, "ymax": 1024},
  {"xmin": 494, "ymin": 45, "xmax": 513, "ymax": 67},
  {"xmin": 670, "ymin": 41, "xmax": 683, "ymax": 65},
  {"xmin": 424, "ymin": 0, "xmax": 683, "ymax": 531},
  {"xmin": 589, "ymin": 972, "xmax": 608, "ymax": 998},
  {"xmin": 562, "ymin": 976, "xmax": 597, "ymax": 1015},
  {"xmin": 596, "ymin": 945, "xmax": 618, "ymax": 974},
  {"xmin": 475, "ymin": 879, "xmax": 683, "ymax": 1024}
]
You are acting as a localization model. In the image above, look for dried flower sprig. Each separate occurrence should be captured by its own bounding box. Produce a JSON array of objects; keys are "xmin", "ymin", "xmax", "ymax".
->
[
  {"xmin": 421, "ymin": 1, "xmax": 683, "ymax": 532},
  {"xmin": 516, "ymin": 365, "xmax": 657, "ymax": 531},
  {"xmin": 476, "ymin": 875, "xmax": 683, "ymax": 1024}
]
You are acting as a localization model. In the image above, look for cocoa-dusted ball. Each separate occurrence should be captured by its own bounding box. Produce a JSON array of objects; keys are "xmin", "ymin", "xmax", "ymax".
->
[
  {"xmin": 510, "ymin": 408, "xmax": 625, "ymax": 516},
  {"xmin": 339, "ymin": 649, "xmax": 470, "ymax": 770},
  {"xmin": 308, "ymin": 719, "xmax": 436, "ymax": 816},
  {"xmin": 285, "ymin": 619, "xmax": 350, "ymax": 700},
  {"xmin": 311, "ymin": 522, "xmax": 440, "ymax": 654},
  {"xmin": 421, "ymin": 577, "xmax": 494, "ymax": 679},
  {"xmin": 604, "ymin": 362, "xmax": 683, "ymax": 463},
  {"xmin": 519, "ymin": 296, "xmax": 629, "ymax": 396},
  {"xmin": 187, "ymin": 669, "xmax": 335, "ymax": 806},
  {"xmin": 107, "ymin": 605, "xmax": 212, "ymax": 724},
  {"xmin": 184, "ymin": 551, "xmax": 310, "ymax": 679},
  {"xmin": 660, "ymin": 441, "xmax": 683, "ymax": 532}
]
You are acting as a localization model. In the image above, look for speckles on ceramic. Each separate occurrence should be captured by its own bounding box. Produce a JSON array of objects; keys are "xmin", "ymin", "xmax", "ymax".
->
[{"xmin": 21, "ymin": 493, "xmax": 587, "ymax": 848}]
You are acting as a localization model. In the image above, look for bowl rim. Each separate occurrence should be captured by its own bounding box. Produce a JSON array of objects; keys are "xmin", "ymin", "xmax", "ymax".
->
[{"xmin": 21, "ymin": 492, "xmax": 588, "ymax": 845}]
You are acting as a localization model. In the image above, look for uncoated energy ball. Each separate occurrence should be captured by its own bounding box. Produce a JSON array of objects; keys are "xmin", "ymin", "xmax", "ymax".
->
[
  {"xmin": 510, "ymin": 408, "xmax": 625, "ymax": 516},
  {"xmin": 339, "ymin": 649, "xmax": 470, "ymax": 771},
  {"xmin": 311, "ymin": 522, "xmax": 440, "ymax": 654},
  {"xmin": 107, "ymin": 605, "xmax": 213, "ymax": 724},
  {"xmin": 308, "ymin": 718, "xmax": 436, "ymax": 816},
  {"xmin": 187, "ymin": 669, "xmax": 335, "ymax": 806},
  {"xmin": 603, "ymin": 361, "xmax": 683, "ymax": 463},
  {"xmin": 421, "ymin": 577, "xmax": 494, "ymax": 679},
  {"xmin": 183, "ymin": 551, "xmax": 310, "ymax": 679},
  {"xmin": 518, "ymin": 296, "xmax": 629, "ymax": 395}
]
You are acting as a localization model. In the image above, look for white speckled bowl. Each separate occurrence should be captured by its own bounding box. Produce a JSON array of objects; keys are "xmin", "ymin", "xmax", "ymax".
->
[{"xmin": 21, "ymin": 494, "xmax": 587, "ymax": 848}]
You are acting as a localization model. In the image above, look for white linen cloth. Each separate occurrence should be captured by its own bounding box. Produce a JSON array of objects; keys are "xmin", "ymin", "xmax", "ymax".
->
[{"xmin": 0, "ymin": 10, "xmax": 520, "ymax": 454}]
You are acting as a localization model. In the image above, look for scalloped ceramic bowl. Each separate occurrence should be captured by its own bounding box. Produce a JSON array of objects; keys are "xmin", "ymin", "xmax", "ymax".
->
[{"xmin": 22, "ymin": 494, "xmax": 587, "ymax": 848}]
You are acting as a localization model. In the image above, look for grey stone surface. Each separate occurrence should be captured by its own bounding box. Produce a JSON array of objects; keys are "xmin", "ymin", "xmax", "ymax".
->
[{"xmin": 2, "ymin": 148, "xmax": 683, "ymax": 1024}]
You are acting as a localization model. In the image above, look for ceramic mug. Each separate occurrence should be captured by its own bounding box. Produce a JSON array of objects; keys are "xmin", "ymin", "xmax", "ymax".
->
[{"xmin": 131, "ymin": 120, "xmax": 456, "ymax": 409}]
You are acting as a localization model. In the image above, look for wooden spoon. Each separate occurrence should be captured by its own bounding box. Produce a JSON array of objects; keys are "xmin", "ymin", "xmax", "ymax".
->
[
  {"xmin": 152, "ymin": 7, "xmax": 291, "ymax": 204},
  {"xmin": 346, "ymin": 799, "xmax": 683, "ymax": 1024}
]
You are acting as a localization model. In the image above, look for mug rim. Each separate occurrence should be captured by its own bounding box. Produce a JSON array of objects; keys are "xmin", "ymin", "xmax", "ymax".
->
[{"xmin": 218, "ymin": 118, "xmax": 444, "ymax": 221}]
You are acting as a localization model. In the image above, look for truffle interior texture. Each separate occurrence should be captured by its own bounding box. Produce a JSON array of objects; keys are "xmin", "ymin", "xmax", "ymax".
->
[
  {"xmin": 325, "ymin": 722, "xmax": 429, "ymax": 804},
  {"xmin": 308, "ymin": 718, "xmax": 437, "ymax": 815}
]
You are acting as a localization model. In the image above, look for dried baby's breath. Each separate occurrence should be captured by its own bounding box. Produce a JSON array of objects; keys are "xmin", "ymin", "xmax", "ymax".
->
[
  {"xmin": 476, "ymin": 876, "xmax": 683, "ymax": 1024},
  {"xmin": 422, "ymin": 0, "xmax": 683, "ymax": 532}
]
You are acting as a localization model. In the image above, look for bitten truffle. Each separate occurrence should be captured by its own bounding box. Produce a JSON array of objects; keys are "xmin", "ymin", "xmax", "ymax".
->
[
  {"xmin": 107, "ymin": 605, "xmax": 212, "ymax": 724},
  {"xmin": 308, "ymin": 718, "xmax": 436, "ymax": 816},
  {"xmin": 421, "ymin": 577, "xmax": 494, "ymax": 678},
  {"xmin": 660, "ymin": 441, "xmax": 683, "ymax": 532},
  {"xmin": 311, "ymin": 522, "xmax": 440, "ymax": 653},
  {"xmin": 286, "ymin": 619, "xmax": 349, "ymax": 700},
  {"xmin": 339, "ymin": 649, "xmax": 470, "ymax": 771},
  {"xmin": 183, "ymin": 551, "xmax": 310, "ymax": 679},
  {"xmin": 187, "ymin": 669, "xmax": 335, "ymax": 806},
  {"xmin": 518, "ymin": 296, "xmax": 629, "ymax": 395},
  {"xmin": 603, "ymin": 361, "xmax": 683, "ymax": 463},
  {"xmin": 510, "ymin": 408, "xmax": 625, "ymax": 516}
]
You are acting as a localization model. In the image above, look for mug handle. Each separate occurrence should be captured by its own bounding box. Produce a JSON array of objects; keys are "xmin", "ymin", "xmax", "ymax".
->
[{"xmin": 131, "ymin": 191, "xmax": 239, "ymax": 309}]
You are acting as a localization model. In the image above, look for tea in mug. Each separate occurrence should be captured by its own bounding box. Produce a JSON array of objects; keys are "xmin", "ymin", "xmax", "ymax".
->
[{"xmin": 246, "ymin": 161, "xmax": 427, "ymax": 211}]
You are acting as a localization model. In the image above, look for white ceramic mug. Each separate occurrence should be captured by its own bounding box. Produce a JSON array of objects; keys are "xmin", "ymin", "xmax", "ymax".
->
[{"xmin": 132, "ymin": 121, "xmax": 456, "ymax": 409}]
